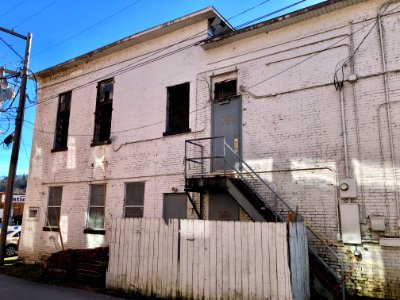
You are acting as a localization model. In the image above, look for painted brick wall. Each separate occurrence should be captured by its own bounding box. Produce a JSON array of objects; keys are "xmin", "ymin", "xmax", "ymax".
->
[{"xmin": 20, "ymin": 1, "xmax": 400, "ymax": 297}]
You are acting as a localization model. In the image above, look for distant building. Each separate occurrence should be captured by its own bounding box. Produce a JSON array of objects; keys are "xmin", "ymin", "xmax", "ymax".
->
[{"xmin": 0, "ymin": 192, "xmax": 25, "ymax": 225}]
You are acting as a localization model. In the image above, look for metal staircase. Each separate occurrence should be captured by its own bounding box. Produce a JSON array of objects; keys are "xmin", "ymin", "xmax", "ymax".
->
[{"xmin": 184, "ymin": 137, "xmax": 348, "ymax": 300}]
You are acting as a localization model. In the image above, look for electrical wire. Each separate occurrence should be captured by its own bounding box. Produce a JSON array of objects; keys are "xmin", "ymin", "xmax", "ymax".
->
[
  {"xmin": 28, "ymin": 1, "xmax": 393, "ymax": 113},
  {"xmin": 333, "ymin": 6, "xmax": 388, "ymax": 91},
  {"xmin": 235, "ymin": 0, "xmax": 306, "ymax": 29},
  {"xmin": 0, "ymin": 1, "xmax": 27, "ymax": 18},
  {"xmin": 32, "ymin": 0, "xmax": 143, "ymax": 58},
  {"xmin": 243, "ymin": 4, "xmax": 399, "ymax": 91},
  {"xmin": 0, "ymin": 37, "xmax": 24, "ymax": 61},
  {"xmin": 12, "ymin": 0, "xmax": 59, "ymax": 30},
  {"xmin": 227, "ymin": 0, "xmax": 272, "ymax": 21}
]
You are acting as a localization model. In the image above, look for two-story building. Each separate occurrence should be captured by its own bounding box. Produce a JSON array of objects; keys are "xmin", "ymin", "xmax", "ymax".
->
[{"xmin": 20, "ymin": 0, "xmax": 400, "ymax": 298}]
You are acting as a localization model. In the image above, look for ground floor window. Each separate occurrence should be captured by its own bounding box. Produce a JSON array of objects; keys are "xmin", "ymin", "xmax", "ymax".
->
[
  {"xmin": 87, "ymin": 184, "xmax": 106, "ymax": 230},
  {"xmin": 124, "ymin": 182, "xmax": 145, "ymax": 218},
  {"xmin": 46, "ymin": 187, "xmax": 63, "ymax": 228}
]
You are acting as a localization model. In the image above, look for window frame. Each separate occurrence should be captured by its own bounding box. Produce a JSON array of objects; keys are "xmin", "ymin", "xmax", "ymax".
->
[
  {"xmin": 84, "ymin": 184, "xmax": 106, "ymax": 234},
  {"xmin": 43, "ymin": 187, "xmax": 63, "ymax": 231},
  {"xmin": 124, "ymin": 182, "xmax": 145, "ymax": 218},
  {"xmin": 92, "ymin": 79, "xmax": 114, "ymax": 146},
  {"xmin": 163, "ymin": 82, "xmax": 191, "ymax": 136},
  {"xmin": 214, "ymin": 79, "xmax": 237, "ymax": 101},
  {"xmin": 52, "ymin": 91, "xmax": 72, "ymax": 152}
]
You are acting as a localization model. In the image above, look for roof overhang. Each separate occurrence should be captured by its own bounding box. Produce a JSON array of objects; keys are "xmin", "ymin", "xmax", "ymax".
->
[
  {"xmin": 36, "ymin": 6, "xmax": 232, "ymax": 79},
  {"xmin": 202, "ymin": 0, "xmax": 367, "ymax": 50}
]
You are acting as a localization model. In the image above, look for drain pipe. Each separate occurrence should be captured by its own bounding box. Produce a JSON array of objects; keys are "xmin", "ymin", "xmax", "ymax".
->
[
  {"xmin": 377, "ymin": 13, "xmax": 400, "ymax": 220},
  {"xmin": 339, "ymin": 87, "xmax": 350, "ymax": 179}
]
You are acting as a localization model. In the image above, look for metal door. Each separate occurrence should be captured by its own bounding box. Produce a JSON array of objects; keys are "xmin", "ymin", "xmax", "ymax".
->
[
  {"xmin": 163, "ymin": 193, "xmax": 187, "ymax": 220},
  {"xmin": 212, "ymin": 96, "xmax": 242, "ymax": 171}
]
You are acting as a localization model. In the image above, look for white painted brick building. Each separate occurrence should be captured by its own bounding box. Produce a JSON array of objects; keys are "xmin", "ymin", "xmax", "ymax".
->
[{"xmin": 20, "ymin": 0, "xmax": 400, "ymax": 298}]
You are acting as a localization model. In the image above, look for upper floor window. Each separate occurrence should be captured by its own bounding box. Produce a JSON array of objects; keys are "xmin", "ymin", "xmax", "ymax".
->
[
  {"xmin": 93, "ymin": 79, "xmax": 113, "ymax": 145},
  {"xmin": 164, "ymin": 82, "xmax": 190, "ymax": 136},
  {"xmin": 214, "ymin": 79, "xmax": 237, "ymax": 100},
  {"xmin": 53, "ymin": 91, "xmax": 71, "ymax": 150}
]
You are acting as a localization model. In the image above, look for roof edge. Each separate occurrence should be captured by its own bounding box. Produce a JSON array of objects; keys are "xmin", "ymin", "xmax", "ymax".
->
[
  {"xmin": 36, "ymin": 6, "xmax": 227, "ymax": 79},
  {"xmin": 202, "ymin": 0, "xmax": 367, "ymax": 50}
]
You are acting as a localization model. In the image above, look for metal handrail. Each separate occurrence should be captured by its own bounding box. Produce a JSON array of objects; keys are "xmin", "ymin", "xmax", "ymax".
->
[{"xmin": 184, "ymin": 136, "xmax": 346, "ymax": 299}]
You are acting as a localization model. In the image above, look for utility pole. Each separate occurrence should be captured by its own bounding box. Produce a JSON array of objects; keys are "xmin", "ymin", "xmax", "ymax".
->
[{"xmin": 0, "ymin": 28, "xmax": 32, "ymax": 264}]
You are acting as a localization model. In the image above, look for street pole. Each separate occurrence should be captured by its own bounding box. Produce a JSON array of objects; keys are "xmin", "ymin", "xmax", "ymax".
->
[{"xmin": 0, "ymin": 32, "xmax": 32, "ymax": 264}]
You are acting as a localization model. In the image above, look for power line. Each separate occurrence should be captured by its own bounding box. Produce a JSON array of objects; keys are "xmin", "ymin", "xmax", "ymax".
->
[
  {"xmin": 12, "ymin": 0, "xmax": 59, "ymax": 30},
  {"xmin": 228, "ymin": 0, "xmax": 272, "ymax": 21},
  {"xmin": 0, "ymin": 37, "xmax": 24, "ymax": 60},
  {"xmin": 32, "ymin": 0, "xmax": 143, "ymax": 58},
  {"xmin": 243, "ymin": 4, "xmax": 399, "ymax": 91},
  {"xmin": 236, "ymin": 0, "xmax": 306, "ymax": 28},
  {"xmin": 0, "ymin": 1, "xmax": 27, "ymax": 18},
  {"xmin": 27, "ymin": 0, "xmax": 379, "ymax": 109}
]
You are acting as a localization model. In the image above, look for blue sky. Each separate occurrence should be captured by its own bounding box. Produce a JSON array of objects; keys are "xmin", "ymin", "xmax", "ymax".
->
[{"xmin": 0, "ymin": 0, "xmax": 324, "ymax": 177}]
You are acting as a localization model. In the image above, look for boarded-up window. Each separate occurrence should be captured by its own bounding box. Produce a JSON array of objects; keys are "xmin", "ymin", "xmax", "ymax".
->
[
  {"xmin": 124, "ymin": 182, "xmax": 145, "ymax": 218},
  {"xmin": 46, "ymin": 187, "xmax": 62, "ymax": 227},
  {"xmin": 87, "ymin": 184, "xmax": 106, "ymax": 229},
  {"xmin": 54, "ymin": 91, "xmax": 71, "ymax": 150},
  {"xmin": 214, "ymin": 80, "xmax": 237, "ymax": 100},
  {"xmin": 164, "ymin": 82, "xmax": 190, "ymax": 135},
  {"xmin": 163, "ymin": 193, "xmax": 187, "ymax": 220},
  {"xmin": 93, "ymin": 79, "xmax": 113, "ymax": 144}
]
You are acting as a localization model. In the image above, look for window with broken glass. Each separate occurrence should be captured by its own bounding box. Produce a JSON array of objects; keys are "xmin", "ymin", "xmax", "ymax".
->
[
  {"xmin": 87, "ymin": 184, "xmax": 106, "ymax": 230},
  {"xmin": 214, "ymin": 79, "xmax": 237, "ymax": 100},
  {"xmin": 164, "ymin": 82, "xmax": 190, "ymax": 136},
  {"xmin": 124, "ymin": 182, "xmax": 145, "ymax": 218},
  {"xmin": 92, "ymin": 79, "xmax": 113, "ymax": 145},
  {"xmin": 46, "ymin": 187, "xmax": 62, "ymax": 228},
  {"xmin": 53, "ymin": 91, "xmax": 71, "ymax": 150}
]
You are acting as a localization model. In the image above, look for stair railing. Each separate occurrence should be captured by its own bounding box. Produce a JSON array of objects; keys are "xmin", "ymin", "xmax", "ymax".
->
[
  {"xmin": 222, "ymin": 141, "xmax": 346, "ymax": 300},
  {"xmin": 185, "ymin": 137, "xmax": 346, "ymax": 299}
]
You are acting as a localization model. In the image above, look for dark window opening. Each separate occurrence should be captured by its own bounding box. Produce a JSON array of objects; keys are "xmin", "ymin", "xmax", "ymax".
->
[
  {"xmin": 164, "ymin": 82, "xmax": 190, "ymax": 136},
  {"xmin": 214, "ymin": 80, "xmax": 237, "ymax": 100},
  {"xmin": 93, "ymin": 79, "xmax": 113, "ymax": 144},
  {"xmin": 53, "ymin": 91, "xmax": 71, "ymax": 150},
  {"xmin": 124, "ymin": 182, "xmax": 145, "ymax": 218},
  {"xmin": 46, "ymin": 187, "xmax": 62, "ymax": 228}
]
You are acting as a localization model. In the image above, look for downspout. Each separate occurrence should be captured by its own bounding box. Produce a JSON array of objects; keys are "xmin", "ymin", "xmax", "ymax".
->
[
  {"xmin": 377, "ymin": 13, "xmax": 400, "ymax": 221},
  {"xmin": 339, "ymin": 87, "xmax": 350, "ymax": 180},
  {"xmin": 348, "ymin": 21, "xmax": 367, "ymax": 222}
]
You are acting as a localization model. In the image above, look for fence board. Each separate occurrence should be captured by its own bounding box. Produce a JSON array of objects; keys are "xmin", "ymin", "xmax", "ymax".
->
[
  {"xmin": 227, "ymin": 221, "xmax": 236, "ymax": 300},
  {"xmin": 221, "ymin": 221, "xmax": 230, "ymax": 299},
  {"xmin": 209, "ymin": 221, "xmax": 217, "ymax": 300},
  {"xmin": 248, "ymin": 222, "xmax": 256, "ymax": 300},
  {"xmin": 261, "ymin": 223, "xmax": 271, "ymax": 299},
  {"xmin": 269, "ymin": 221, "xmax": 278, "ymax": 300},
  {"xmin": 107, "ymin": 219, "xmax": 308, "ymax": 300},
  {"xmin": 234, "ymin": 221, "xmax": 242, "ymax": 300},
  {"xmin": 289, "ymin": 223, "xmax": 310, "ymax": 300},
  {"xmin": 241, "ymin": 222, "xmax": 249, "ymax": 300},
  {"xmin": 171, "ymin": 219, "xmax": 179, "ymax": 298},
  {"xmin": 254, "ymin": 222, "xmax": 263, "ymax": 300},
  {"xmin": 204, "ymin": 220, "xmax": 211, "ymax": 300}
]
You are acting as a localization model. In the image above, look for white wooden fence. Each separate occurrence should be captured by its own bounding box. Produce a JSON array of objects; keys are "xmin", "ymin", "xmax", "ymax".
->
[{"xmin": 106, "ymin": 218, "xmax": 309, "ymax": 300}]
